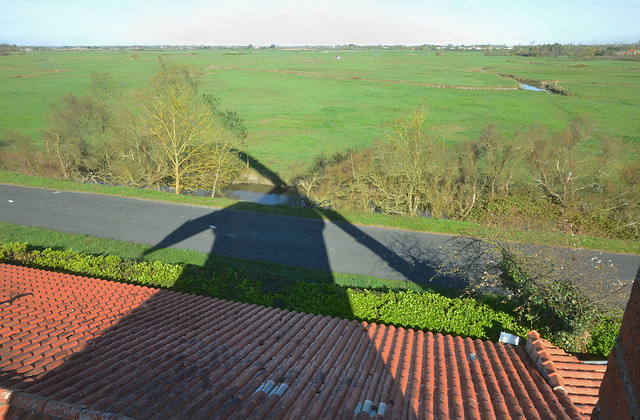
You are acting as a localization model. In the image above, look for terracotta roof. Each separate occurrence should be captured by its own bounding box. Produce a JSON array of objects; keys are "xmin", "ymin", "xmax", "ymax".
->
[
  {"xmin": 1, "ymin": 263, "xmax": 587, "ymax": 419},
  {"xmin": 526, "ymin": 331, "xmax": 607, "ymax": 419}
]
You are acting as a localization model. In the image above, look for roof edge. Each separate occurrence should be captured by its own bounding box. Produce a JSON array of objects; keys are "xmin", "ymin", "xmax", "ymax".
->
[{"xmin": 526, "ymin": 330, "xmax": 568, "ymax": 395}]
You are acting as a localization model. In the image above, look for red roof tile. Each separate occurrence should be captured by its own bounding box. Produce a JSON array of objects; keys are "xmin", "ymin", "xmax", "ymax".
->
[
  {"xmin": 526, "ymin": 330, "xmax": 606, "ymax": 419},
  {"xmin": 1, "ymin": 263, "xmax": 586, "ymax": 419}
]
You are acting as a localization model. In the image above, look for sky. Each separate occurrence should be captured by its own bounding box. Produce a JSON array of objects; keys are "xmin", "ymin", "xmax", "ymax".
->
[{"xmin": 2, "ymin": 0, "xmax": 639, "ymax": 47}]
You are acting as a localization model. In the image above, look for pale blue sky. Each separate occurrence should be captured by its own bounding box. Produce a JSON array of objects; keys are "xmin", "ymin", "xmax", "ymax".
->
[{"xmin": 2, "ymin": 0, "xmax": 639, "ymax": 46}]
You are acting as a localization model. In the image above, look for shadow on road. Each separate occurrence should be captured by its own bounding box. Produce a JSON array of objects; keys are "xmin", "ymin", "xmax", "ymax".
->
[{"xmin": 143, "ymin": 153, "xmax": 467, "ymax": 320}]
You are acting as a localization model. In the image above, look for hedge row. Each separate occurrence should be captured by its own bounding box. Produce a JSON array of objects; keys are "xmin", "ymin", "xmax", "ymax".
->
[
  {"xmin": 0, "ymin": 242, "xmax": 182, "ymax": 287},
  {"xmin": 3, "ymin": 242, "xmax": 620, "ymax": 355},
  {"xmin": 348, "ymin": 289, "xmax": 528, "ymax": 338}
]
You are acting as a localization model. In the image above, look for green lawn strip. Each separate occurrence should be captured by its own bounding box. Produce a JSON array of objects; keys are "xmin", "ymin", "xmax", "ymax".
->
[
  {"xmin": 0, "ymin": 221, "xmax": 447, "ymax": 295},
  {"xmin": 2, "ymin": 170, "xmax": 638, "ymax": 255}
]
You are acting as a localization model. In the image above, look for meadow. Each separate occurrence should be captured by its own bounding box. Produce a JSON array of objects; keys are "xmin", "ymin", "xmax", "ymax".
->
[{"xmin": 1, "ymin": 47, "xmax": 639, "ymax": 179}]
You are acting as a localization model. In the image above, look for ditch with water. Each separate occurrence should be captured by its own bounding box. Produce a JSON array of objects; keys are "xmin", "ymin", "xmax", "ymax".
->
[
  {"xmin": 218, "ymin": 183, "xmax": 307, "ymax": 206},
  {"xmin": 520, "ymin": 83, "xmax": 549, "ymax": 93}
]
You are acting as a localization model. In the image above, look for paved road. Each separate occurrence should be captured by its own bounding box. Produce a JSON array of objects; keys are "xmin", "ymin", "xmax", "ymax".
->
[{"xmin": 1, "ymin": 184, "xmax": 639, "ymax": 289}]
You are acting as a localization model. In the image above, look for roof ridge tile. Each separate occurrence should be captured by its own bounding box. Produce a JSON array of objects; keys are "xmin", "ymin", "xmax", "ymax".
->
[{"xmin": 525, "ymin": 330, "xmax": 608, "ymax": 419}]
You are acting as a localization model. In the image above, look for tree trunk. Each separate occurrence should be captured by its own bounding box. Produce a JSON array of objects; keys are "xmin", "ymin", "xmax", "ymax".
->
[
  {"xmin": 211, "ymin": 170, "xmax": 219, "ymax": 198},
  {"xmin": 174, "ymin": 165, "xmax": 180, "ymax": 194}
]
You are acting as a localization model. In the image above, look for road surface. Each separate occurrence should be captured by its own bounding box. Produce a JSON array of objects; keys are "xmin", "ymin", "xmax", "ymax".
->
[{"xmin": 1, "ymin": 184, "xmax": 639, "ymax": 290}]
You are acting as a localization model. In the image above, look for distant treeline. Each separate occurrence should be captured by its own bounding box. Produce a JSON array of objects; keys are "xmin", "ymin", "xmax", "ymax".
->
[
  {"xmin": 4, "ymin": 42, "xmax": 639, "ymax": 60},
  {"xmin": 505, "ymin": 43, "xmax": 640, "ymax": 59},
  {"xmin": 0, "ymin": 43, "xmax": 19, "ymax": 55}
]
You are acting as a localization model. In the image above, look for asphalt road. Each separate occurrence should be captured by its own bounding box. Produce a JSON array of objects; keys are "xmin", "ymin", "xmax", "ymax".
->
[{"xmin": 1, "ymin": 184, "xmax": 639, "ymax": 289}]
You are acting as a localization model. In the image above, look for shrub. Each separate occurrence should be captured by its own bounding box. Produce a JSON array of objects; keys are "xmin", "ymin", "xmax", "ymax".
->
[
  {"xmin": 0, "ymin": 242, "xmax": 28, "ymax": 260},
  {"xmin": 237, "ymin": 277, "xmax": 274, "ymax": 307},
  {"xmin": 586, "ymin": 316, "xmax": 622, "ymax": 358},
  {"xmin": 175, "ymin": 266, "xmax": 227, "ymax": 298},
  {"xmin": 468, "ymin": 196, "xmax": 561, "ymax": 231},
  {"xmin": 1, "ymin": 243, "xmax": 182, "ymax": 288},
  {"xmin": 122, "ymin": 260, "xmax": 183, "ymax": 287},
  {"xmin": 276, "ymin": 281, "xmax": 353, "ymax": 319},
  {"xmin": 347, "ymin": 288, "xmax": 527, "ymax": 340},
  {"xmin": 440, "ymin": 230, "xmax": 628, "ymax": 354}
]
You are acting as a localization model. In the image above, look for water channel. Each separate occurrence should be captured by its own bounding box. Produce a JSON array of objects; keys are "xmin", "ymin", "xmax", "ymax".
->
[
  {"xmin": 219, "ymin": 183, "xmax": 306, "ymax": 206},
  {"xmin": 520, "ymin": 83, "xmax": 549, "ymax": 93}
]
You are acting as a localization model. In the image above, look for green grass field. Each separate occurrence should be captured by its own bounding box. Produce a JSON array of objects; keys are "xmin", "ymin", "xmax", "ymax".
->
[{"xmin": 1, "ymin": 48, "xmax": 639, "ymax": 178}]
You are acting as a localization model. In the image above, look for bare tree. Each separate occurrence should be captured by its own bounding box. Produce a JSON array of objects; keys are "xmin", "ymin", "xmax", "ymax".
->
[
  {"xmin": 369, "ymin": 106, "xmax": 455, "ymax": 217},
  {"xmin": 524, "ymin": 118, "xmax": 611, "ymax": 209},
  {"xmin": 87, "ymin": 71, "xmax": 121, "ymax": 174},
  {"xmin": 0, "ymin": 130, "xmax": 54, "ymax": 176},
  {"xmin": 42, "ymin": 93, "xmax": 97, "ymax": 179},
  {"xmin": 477, "ymin": 123, "xmax": 518, "ymax": 199},
  {"xmin": 38, "ymin": 72, "xmax": 123, "ymax": 182},
  {"xmin": 107, "ymin": 110, "xmax": 170, "ymax": 189},
  {"xmin": 181, "ymin": 133, "xmax": 243, "ymax": 198},
  {"xmin": 438, "ymin": 228, "xmax": 630, "ymax": 352},
  {"xmin": 140, "ymin": 58, "xmax": 224, "ymax": 194},
  {"xmin": 454, "ymin": 141, "xmax": 483, "ymax": 218}
]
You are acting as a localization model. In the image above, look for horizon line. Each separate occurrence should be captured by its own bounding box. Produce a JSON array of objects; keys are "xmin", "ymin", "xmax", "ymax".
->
[{"xmin": 6, "ymin": 41, "xmax": 639, "ymax": 49}]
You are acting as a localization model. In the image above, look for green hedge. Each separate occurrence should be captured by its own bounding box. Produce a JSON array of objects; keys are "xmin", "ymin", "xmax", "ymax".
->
[
  {"xmin": 1, "ymin": 242, "xmax": 182, "ymax": 287},
  {"xmin": 0, "ymin": 241, "xmax": 618, "ymax": 355},
  {"xmin": 347, "ymin": 289, "xmax": 527, "ymax": 338}
]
